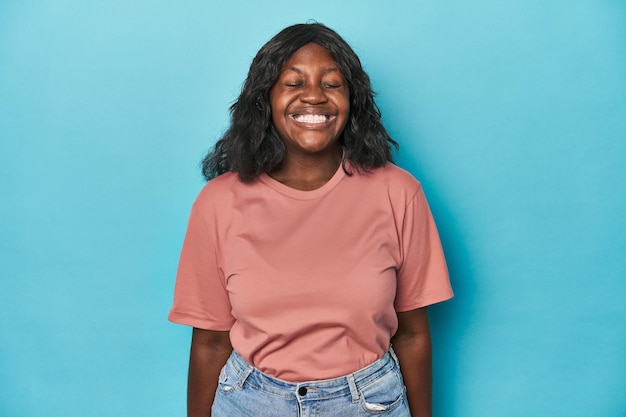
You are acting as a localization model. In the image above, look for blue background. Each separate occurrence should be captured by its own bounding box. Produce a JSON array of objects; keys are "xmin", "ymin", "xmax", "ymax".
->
[{"xmin": 1, "ymin": 1, "xmax": 625, "ymax": 416}]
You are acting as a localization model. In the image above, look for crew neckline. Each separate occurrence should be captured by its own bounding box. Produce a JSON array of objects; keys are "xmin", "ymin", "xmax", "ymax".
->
[{"xmin": 259, "ymin": 163, "xmax": 347, "ymax": 200}]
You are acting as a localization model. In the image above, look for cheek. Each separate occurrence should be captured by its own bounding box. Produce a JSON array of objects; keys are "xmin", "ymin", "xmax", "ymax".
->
[
  {"xmin": 269, "ymin": 92, "xmax": 290, "ymax": 116},
  {"xmin": 339, "ymin": 92, "xmax": 350, "ymax": 115},
  {"xmin": 340, "ymin": 98, "xmax": 350, "ymax": 123},
  {"xmin": 268, "ymin": 103, "xmax": 282, "ymax": 128}
]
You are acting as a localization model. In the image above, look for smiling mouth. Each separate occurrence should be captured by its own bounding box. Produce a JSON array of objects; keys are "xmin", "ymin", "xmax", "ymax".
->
[{"xmin": 290, "ymin": 114, "xmax": 334, "ymax": 124}]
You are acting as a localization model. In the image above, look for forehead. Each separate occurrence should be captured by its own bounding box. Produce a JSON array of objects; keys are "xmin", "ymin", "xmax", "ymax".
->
[{"xmin": 282, "ymin": 42, "xmax": 340, "ymax": 70}]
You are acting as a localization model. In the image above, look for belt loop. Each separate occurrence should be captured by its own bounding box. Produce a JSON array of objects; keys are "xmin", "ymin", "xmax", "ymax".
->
[
  {"xmin": 235, "ymin": 360, "xmax": 254, "ymax": 390},
  {"xmin": 388, "ymin": 345, "xmax": 400, "ymax": 366},
  {"xmin": 346, "ymin": 374, "xmax": 359, "ymax": 402}
]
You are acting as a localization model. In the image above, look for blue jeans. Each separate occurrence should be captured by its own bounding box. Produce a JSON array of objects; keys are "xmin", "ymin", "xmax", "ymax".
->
[{"xmin": 212, "ymin": 349, "xmax": 411, "ymax": 417}]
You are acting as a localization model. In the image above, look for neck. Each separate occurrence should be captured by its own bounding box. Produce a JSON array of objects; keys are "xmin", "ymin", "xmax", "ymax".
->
[{"xmin": 269, "ymin": 147, "xmax": 343, "ymax": 191}]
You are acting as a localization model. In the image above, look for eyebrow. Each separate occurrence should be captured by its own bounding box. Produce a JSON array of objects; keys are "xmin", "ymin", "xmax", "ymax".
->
[{"xmin": 284, "ymin": 66, "xmax": 341, "ymax": 75}]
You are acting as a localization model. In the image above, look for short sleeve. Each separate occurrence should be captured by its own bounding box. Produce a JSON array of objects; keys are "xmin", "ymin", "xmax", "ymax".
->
[
  {"xmin": 394, "ymin": 186, "xmax": 453, "ymax": 311},
  {"xmin": 168, "ymin": 199, "xmax": 235, "ymax": 330}
]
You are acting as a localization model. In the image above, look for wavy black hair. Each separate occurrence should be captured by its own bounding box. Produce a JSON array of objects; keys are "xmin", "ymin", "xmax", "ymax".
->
[{"xmin": 201, "ymin": 22, "xmax": 398, "ymax": 182}]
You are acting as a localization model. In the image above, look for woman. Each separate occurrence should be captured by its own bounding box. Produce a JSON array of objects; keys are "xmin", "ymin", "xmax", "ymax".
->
[{"xmin": 169, "ymin": 23, "xmax": 453, "ymax": 417}]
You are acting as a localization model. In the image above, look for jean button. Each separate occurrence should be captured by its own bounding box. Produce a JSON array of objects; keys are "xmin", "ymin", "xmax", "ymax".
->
[{"xmin": 298, "ymin": 386, "xmax": 307, "ymax": 396}]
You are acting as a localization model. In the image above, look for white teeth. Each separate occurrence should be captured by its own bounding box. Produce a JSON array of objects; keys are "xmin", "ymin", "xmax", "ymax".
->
[{"xmin": 293, "ymin": 114, "xmax": 328, "ymax": 124}]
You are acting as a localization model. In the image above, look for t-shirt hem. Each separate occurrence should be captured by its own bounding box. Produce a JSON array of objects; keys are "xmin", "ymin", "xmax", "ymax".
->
[
  {"xmin": 168, "ymin": 312, "xmax": 234, "ymax": 331},
  {"xmin": 395, "ymin": 291, "xmax": 454, "ymax": 312}
]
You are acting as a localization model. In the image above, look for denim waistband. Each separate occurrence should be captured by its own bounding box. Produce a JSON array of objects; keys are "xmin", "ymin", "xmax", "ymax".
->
[{"xmin": 224, "ymin": 348, "xmax": 400, "ymax": 401}]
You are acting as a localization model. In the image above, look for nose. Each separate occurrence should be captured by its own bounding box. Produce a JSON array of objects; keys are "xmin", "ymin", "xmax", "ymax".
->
[{"xmin": 299, "ymin": 83, "xmax": 327, "ymax": 104}]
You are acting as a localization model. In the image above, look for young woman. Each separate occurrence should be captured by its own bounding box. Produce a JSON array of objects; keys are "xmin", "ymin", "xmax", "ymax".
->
[{"xmin": 169, "ymin": 23, "xmax": 453, "ymax": 417}]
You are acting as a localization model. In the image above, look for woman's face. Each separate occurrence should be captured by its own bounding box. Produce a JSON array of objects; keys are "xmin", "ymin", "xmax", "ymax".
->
[{"xmin": 269, "ymin": 42, "xmax": 350, "ymax": 160}]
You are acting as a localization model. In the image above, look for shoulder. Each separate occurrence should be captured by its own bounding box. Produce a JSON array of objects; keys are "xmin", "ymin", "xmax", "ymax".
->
[
  {"xmin": 351, "ymin": 163, "xmax": 422, "ymax": 196},
  {"xmin": 339, "ymin": 163, "xmax": 424, "ymax": 211},
  {"xmin": 197, "ymin": 171, "xmax": 239, "ymax": 195},
  {"xmin": 376, "ymin": 163, "xmax": 421, "ymax": 188},
  {"xmin": 192, "ymin": 171, "xmax": 244, "ymax": 211}
]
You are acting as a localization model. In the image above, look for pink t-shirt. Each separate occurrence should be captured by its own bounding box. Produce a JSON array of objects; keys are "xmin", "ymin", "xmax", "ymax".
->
[{"xmin": 168, "ymin": 163, "xmax": 452, "ymax": 382}]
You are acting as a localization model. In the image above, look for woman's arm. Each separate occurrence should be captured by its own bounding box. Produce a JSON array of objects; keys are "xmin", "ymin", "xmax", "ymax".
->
[
  {"xmin": 187, "ymin": 328, "xmax": 232, "ymax": 417},
  {"xmin": 391, "ymin": 307, "xmax": 433, "ymax": 417}
]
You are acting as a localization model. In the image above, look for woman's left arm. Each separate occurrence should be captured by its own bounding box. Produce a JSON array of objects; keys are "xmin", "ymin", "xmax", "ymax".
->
[{"xmin": 391, "ymin": 307, "xmax": 433, "ymax": 417}]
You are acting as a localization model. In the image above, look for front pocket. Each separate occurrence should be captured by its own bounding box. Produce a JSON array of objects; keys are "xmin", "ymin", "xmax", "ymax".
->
[
  {"xmin": 358, "ymin": 369, "xmax": 406, "ymax": 414},
  {"xmin": 216, "ymin": 361, "xmax": 242, "ymax": 393}
]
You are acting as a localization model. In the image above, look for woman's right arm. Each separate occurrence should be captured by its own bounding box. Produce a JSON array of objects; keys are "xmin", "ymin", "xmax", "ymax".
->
[{"xmin": 187, "ymin": 328, "xmax": 232, "ymax": 417}]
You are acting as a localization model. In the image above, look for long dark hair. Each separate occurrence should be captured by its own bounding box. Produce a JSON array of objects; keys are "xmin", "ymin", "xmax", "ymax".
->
[{"xmin": 202, "ymin": 22, "xmax": 397, "ymax": 182}]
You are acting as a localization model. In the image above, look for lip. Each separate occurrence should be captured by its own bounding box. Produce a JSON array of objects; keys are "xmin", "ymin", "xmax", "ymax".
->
[
  {"xmin": 290, "ymin": 113, "xmax": 336, "ymax": 125},
  {"xmin": 288, "ymin": 108, "xmax": 337, "ymax": 127}
]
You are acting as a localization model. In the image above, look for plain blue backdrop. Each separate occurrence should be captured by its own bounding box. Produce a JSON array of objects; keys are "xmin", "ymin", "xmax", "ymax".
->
[{"xmin": 1, "ymin": 1, "xmax": 625, "ymax": 416}]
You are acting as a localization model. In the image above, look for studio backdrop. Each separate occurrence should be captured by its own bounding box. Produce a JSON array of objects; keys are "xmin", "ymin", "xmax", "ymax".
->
[{"xmin": 1, "ymin": 1, "xmax": 624, "ymax": 416}]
